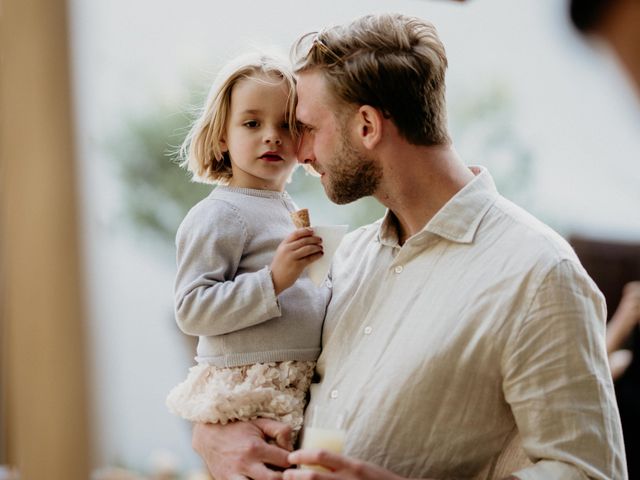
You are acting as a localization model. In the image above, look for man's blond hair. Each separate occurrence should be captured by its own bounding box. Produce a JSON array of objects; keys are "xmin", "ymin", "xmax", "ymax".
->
[{"xmin": 292, "ymin": 13, "xmax": 450, "ymax": 146}]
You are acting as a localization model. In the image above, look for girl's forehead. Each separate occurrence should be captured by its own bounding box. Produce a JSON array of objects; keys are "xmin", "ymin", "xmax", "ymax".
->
[
  {"xmin": 232, "ymin": 73, "xmax": 289, "ymax": 95},
  {"xmin": 229, "ymin": 75, "xmax": 291, "ymax": 113}
]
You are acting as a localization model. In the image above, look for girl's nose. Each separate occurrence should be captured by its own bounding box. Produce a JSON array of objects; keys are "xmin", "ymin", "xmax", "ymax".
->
[{"xmin": 264, "ymin": 131, "xmax": 282, "ymax": 145}]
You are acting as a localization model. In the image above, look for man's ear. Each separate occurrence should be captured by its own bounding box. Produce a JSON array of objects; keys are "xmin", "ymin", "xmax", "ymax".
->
[{"xmin": 355, "ymin": 105, "xmax": 383, "ymax": 150}]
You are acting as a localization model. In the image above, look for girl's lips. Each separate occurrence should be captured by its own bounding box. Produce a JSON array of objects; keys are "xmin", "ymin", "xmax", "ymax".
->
[{"xmin": 260, "ymin": 154, "xmax": 283, "ymax": 162}]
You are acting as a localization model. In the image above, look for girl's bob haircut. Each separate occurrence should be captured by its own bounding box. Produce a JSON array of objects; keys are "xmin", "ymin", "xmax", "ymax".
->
[{"xmin": 179, "ymin": 52, "xmax": 298, "ymax": 185}]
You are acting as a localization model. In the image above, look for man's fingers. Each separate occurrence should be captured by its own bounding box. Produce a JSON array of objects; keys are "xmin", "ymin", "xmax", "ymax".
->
[
  {"xmin": 248, "ymin": 418, "xmax": 293, "ymax": 467},
  {"xmin": 283, "ymin": 468, "xmax": 335, "ymax": 480},
  {"xmin": 247, "ymin": 463, "xmax": 286, "ymax": 480},
  {"xmin": 253, "ymin": 418, "xmax": 294, "ymax": 450},
  {"xmin": 288, "ymin": 449, "xmax": 350, "ymax": 472},
  {"xmin": 256, "ymin": 442, "xmax": 293, "ymax": 469}
]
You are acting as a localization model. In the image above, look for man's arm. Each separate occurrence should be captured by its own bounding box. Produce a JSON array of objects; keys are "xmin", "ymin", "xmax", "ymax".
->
[
  {"xmin": 192, "ymin": 419, "xmax": 293, "ymax": 480},
  {"xmin": 193, "ymin": 423, "xmax": 490, "ymax": 480},
  {"xmin": 501, "ymin": 259, "xmax": 627, "ymax": 479}
]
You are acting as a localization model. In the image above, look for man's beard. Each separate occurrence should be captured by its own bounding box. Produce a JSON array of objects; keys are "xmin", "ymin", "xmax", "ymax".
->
[{"xmin": 324, "ymin": 129, "xmax": 383, "ymax": 205}]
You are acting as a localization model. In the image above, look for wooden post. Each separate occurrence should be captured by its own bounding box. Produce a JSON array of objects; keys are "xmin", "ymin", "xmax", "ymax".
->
[{"xmin": 0, "ymin": 0, "xmax": 91, "ymax": 477}]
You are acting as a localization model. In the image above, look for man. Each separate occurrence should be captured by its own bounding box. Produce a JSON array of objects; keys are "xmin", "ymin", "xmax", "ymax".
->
[{"xmin": 192, "ymin": 13, "xmax": 626, "ymax": 480}]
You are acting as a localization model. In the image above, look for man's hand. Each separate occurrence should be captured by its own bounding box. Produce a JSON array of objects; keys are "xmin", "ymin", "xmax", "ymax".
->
[
  {"xmin": 282, "ymin": 449, "xmax": 520, "ymax": 480},
  {"xmin": 192, "ymin": 419, "xmax": 294, "ymax": 480},
  {"xmin": 283, "ymin": 449, "xmax": 408, "ymax": 480},
  {"xmin": 270, "ymin": 228, "xmax": 323, "ymax": 295}
]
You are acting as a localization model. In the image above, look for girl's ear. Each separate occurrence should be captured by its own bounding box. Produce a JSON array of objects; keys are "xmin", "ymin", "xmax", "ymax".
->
[
  {"xmin": 354, "ymin": 105, "xmax": 383, "ymax": 150},
  {"xmin": 219, "ymin": 137, "xmax": 229, "ymax": 153}
]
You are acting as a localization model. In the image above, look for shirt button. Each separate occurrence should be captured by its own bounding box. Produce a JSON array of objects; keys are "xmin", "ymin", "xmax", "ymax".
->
[
  {"xmin": 394, "ymin": 265, "xmax": 404, "ymax": 274},
  {"xmin": 330, "ymin": 390, "xmax": 339, "ymax": 399},
  {"xmin": 364, "ymin": 326, "xmax": 372, "ymax": 335},
  {"xmin": 325, "ymin": 279, "xmax": 332, "ymax": 288}
]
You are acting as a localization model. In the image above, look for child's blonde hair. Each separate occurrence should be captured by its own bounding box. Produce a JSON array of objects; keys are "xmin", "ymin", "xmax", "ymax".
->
[{"xmin": 180, "ymin": 52, "xmax": 298, "ymax": 184}]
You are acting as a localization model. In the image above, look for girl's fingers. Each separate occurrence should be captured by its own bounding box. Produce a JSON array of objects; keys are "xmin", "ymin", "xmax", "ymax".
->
[
  {"xmin": 292, "ymin": 245, "xmax": 324, "ymax": 261},
  {"xmin": 286, "ymin": 236, "xmax": 323, "ymax": 252},
  {"xmin": 286, "ymin": 227, "xmax": 315, "ymax": 241}
]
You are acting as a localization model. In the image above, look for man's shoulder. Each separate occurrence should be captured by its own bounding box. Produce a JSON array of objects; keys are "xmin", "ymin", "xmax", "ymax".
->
[{"xmin": 487, "ymin": 196, "xmax": 578, "ymax": 266}]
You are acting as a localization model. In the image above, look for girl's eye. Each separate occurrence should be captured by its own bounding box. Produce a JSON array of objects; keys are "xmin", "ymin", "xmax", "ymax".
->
[
  {"xmin": 244, "ymin": 121, "xmax": 259, "ymax": 128},
  {"xmin": 280, "ymin": 122, "xmax": 290, "ymax": 129}
]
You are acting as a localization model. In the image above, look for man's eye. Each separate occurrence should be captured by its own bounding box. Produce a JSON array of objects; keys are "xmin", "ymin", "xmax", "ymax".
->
[{"xmin": 243, "ymin": 121, "xmax": 259, "ymax": 128}]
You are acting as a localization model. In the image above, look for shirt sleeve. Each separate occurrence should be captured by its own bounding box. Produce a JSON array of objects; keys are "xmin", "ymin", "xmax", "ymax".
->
[
  {"xmin": 502, "ymin": 259, "xmax": 627, "ymax": 480},
  {"xmin": 173, "ymin": 200, "xmax": 281, "ymax": 336}
]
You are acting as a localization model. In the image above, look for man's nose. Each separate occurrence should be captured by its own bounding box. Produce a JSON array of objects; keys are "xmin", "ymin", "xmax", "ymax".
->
[{"xmin": 296, "ymin": 131, "xmax": 314, "ymax": 164}]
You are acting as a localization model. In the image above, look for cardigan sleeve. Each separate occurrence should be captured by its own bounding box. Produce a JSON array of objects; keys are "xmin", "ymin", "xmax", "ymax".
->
[{"xmin": 173, "ymin": 199, "xmax": 281, "ymax": 336}]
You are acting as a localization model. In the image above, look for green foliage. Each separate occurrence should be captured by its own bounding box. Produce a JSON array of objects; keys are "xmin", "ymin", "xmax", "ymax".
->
[
  {"xmin": 449, "ymin": 84, "xmax": 535, "ymax": 209},
  {"xmin": 108, "ymin": 102, "xmax": 212, "ymax": 247}
]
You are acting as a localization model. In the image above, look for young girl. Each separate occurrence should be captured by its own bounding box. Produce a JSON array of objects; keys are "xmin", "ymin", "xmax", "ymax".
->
[{"xmin": 166, "ymin": 53, "xmax": 330, "ymax": 435}]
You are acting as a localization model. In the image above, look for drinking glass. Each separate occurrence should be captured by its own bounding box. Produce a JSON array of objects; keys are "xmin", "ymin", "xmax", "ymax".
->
[{"xmin": 300, "ymin": 405, "xmax": 347, "ymax": 471}]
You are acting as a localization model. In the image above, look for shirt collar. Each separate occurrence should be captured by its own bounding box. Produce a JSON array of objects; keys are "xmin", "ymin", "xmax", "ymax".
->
[{"xmin": 377, "ymin": 166, "xmax": 499, "ymax": 246}]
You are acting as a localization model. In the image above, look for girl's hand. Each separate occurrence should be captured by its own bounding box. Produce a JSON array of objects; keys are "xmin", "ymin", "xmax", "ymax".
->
[{"xmin": 270, "ymin": 228, "xmax": 323, "ymax": 295}]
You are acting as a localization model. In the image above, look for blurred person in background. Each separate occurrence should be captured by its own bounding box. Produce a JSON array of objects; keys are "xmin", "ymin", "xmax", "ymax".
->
[
  {"xmin": 569, "ymin": 0, "xmax": 640, "ymax": 96},
  {"xmin": 607, "ymin": 282, "xmax": 640, "ymax": 381},
  {"xmin": 569, "ymin": 0, "xmax": 640, "ymax": 476},
  {"xmin": 604, "ymin": 280, "xmax": 640, "ymax": 477}
]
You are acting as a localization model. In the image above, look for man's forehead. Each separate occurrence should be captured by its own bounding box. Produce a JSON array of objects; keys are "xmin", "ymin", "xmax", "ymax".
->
[
  {"xmin": 295, "ymin": 102, "xmax": 309, "ymax": 123},
  {"xmin": 296, "ymin": 70, "xmax": 325, "ymax": 94},
  {"xmin": 295, "ymin": 71, "xmax": 330, "ymax": 120}
]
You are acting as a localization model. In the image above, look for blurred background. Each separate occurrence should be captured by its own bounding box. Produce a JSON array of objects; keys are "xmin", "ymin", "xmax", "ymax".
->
[{"xmin": 1, "ymin": 0, "xmax": 639, "ymax": 478}]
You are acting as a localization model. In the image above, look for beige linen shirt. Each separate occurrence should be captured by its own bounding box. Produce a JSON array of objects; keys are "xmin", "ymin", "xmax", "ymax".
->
[{"xmin": 307, "ymin": 167, "xmax": 626, "ymax": 479}]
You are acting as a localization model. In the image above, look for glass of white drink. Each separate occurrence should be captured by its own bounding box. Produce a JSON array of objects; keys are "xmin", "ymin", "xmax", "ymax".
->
[{"xmin": 300, "ymin": 405, "xmax": 347, "ymax": 471}]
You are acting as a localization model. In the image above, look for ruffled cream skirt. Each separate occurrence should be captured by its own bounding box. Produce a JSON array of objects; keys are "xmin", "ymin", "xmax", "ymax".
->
[{"xmin": 166, "ymin": 360, "xmax": 314, "ymax": 431}]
